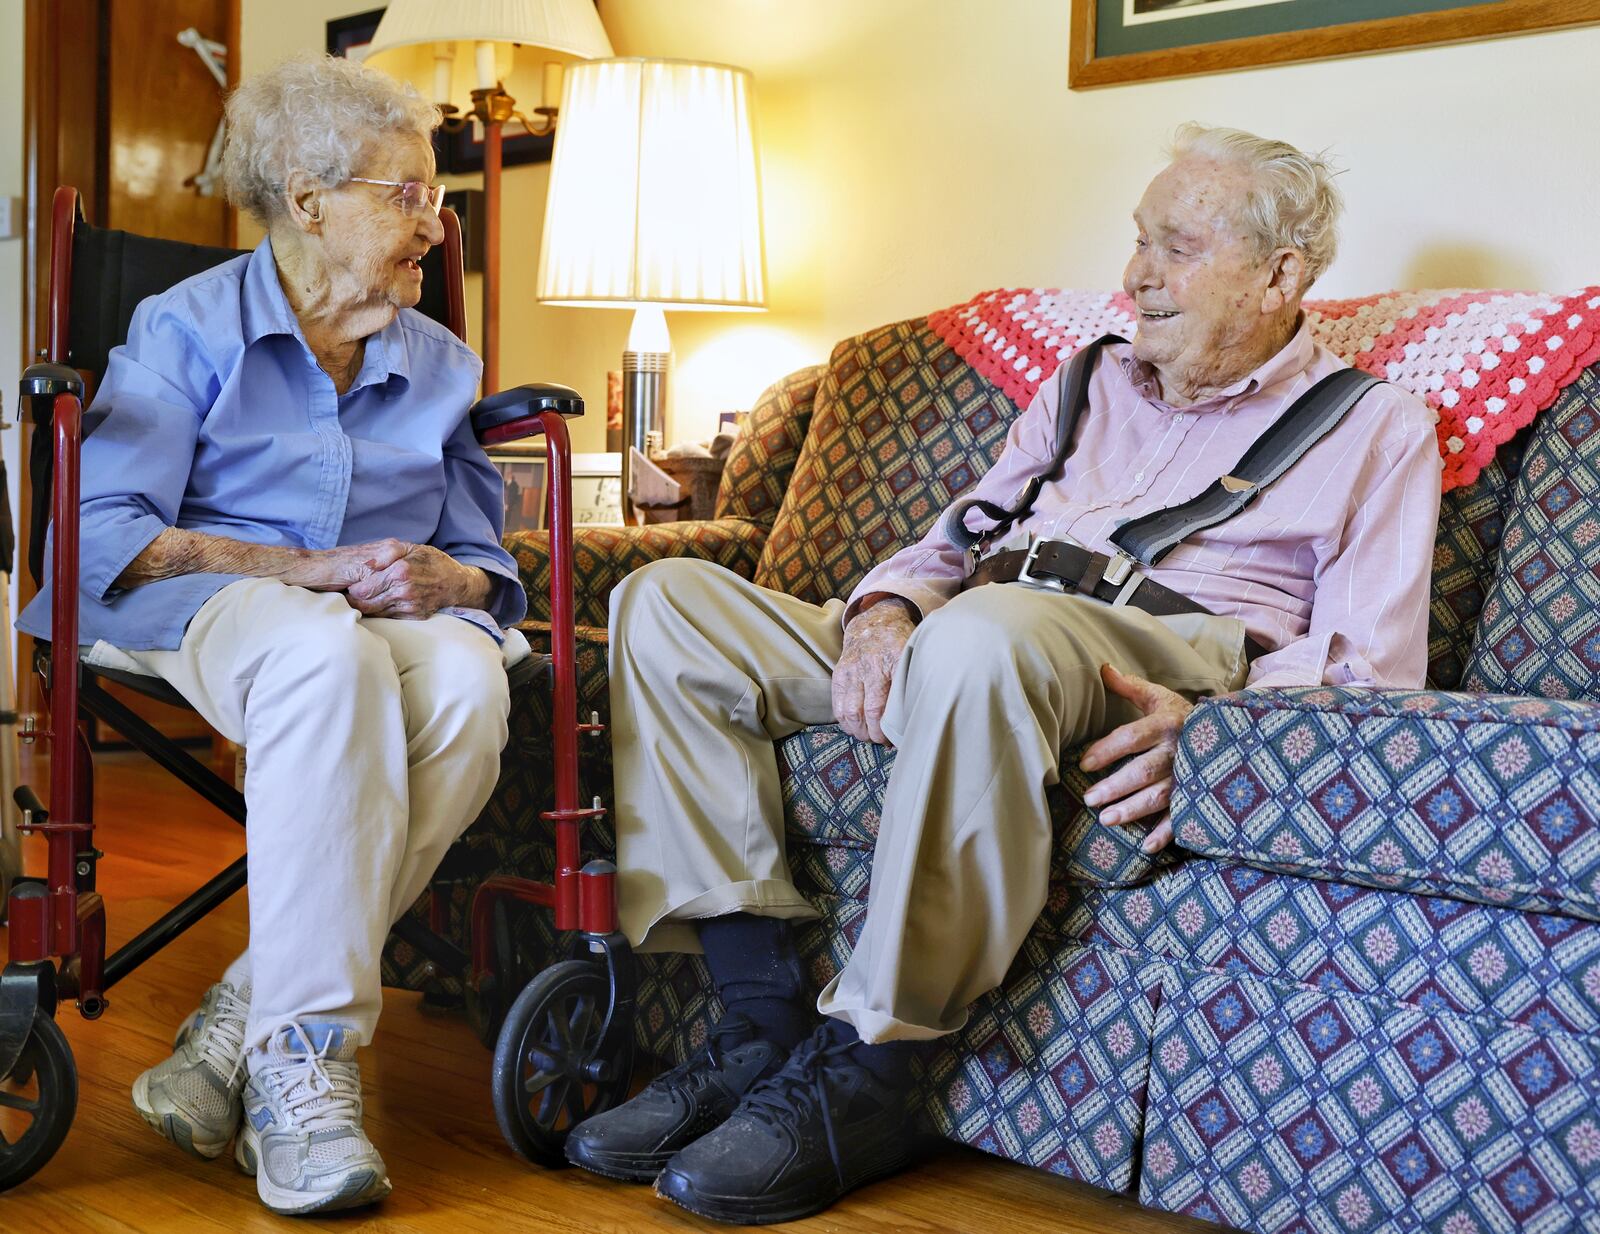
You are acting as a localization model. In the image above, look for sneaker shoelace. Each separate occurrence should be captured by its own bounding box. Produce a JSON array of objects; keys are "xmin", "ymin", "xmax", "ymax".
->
[
  {"xmin": 195, "ymin": 985, "xmax": 250, "ymax": 1078},
  {"xmin": 262, "ymin": 1023, "xmax": 363, "ymax": 1134},
  {"xmin": 647, "ymin": 1012, "xmax": 758, "ymax": 1093},
  {"xmin": 738, "ymin": 1025, "xmax": 855, "ymax": 1187}
]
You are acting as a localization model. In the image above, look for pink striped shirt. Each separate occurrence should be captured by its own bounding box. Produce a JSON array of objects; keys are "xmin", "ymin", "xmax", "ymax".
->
[{"xmin": 846, "ymin": 323, "xmax": 1443, "ymax": 688}]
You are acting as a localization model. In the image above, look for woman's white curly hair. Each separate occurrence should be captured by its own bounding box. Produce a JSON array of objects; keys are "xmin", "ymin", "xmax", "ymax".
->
[
  {"xmin": 1169, "ymin": 122, "xmax": 1345, "ymax": 286},
  {"xmin": 222, "ymin": 52, "xmax": 440, "ymax": 225}
]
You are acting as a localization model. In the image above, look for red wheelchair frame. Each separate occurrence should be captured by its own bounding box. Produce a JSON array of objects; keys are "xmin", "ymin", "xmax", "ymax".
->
[{"xmin": 0, "ymin": 186, "xmax": 636, "ymax": 1189}]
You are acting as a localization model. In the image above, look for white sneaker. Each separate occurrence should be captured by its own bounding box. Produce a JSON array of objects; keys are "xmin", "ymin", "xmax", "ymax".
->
[
  {"xmin": 131, "ymin": 981, "xmax": 250, "ymax": 1159},
  {"xmin": 234, "ymin": 1023, "xmax": 392, "ymax": 1215}
]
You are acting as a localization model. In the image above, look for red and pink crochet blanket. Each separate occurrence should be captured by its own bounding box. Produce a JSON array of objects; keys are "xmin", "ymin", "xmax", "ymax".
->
[{"xmin": 926, "ymin": 287, "xmax": 1600, "ymax": 493}]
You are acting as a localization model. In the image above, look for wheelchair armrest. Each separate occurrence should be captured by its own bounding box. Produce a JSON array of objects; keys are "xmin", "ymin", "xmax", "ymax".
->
[
  {"xmin": 471, "ymin": 382, "xmax": 585, "ymax": 445},
  {"xmin": 20, "ymin": 363, "xmax": 84, "ymax": 422}
]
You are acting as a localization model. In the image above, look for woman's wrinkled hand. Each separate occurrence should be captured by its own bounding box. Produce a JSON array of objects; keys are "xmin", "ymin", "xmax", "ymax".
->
[
  {"xmin": 832, "ymin": 597, "xmax": 917, "ymax": 745},
  {"xmin": 282, "ymin": 538, "xmax": 413, "ymax": 592},
  {"xmin": 344, "ymin": 544, "xmax": 489, "ymax": 619},
  {"xmin": 1078, "ymin": 663, "xmax": 1195, "ymax": 854}
]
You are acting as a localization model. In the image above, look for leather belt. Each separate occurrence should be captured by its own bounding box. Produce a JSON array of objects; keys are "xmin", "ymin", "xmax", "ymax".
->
[{"xmin": 960, "ymin": 539, "xmax": 1268, "ymax": 662}]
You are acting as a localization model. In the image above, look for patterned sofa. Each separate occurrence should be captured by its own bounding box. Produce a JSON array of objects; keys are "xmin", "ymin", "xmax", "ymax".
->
[{"xmin": 387, "ymin": 285, "xmax": 1600, "ymax": 1234}]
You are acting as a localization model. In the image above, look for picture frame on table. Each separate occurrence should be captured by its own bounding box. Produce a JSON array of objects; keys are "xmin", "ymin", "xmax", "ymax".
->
[
  {"xmin": 572, "ymin": 453, "xmax": 625, "ymax": 528},
  {"xmin": 1069, "ymin": 0, "xmax": 1600, "ymax": 88},
  {"xmin": 326, "ymin": 7, "xmax": 555, "ymax": 174},
  {"xmin": 485, "ymin": 443, "xmax": 548, "ymax": 535}
]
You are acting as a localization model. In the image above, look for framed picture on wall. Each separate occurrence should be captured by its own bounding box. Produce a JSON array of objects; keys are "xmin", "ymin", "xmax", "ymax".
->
[
  {"xmin": 1069, "ymin": 0, "xmax": 1600, "ymax": 88},
  {"xmin": 326, "ymin": 7, "xmax": 555, "ymax": 173},
  {"xmin": 486, "ymin": 444, "xmax": 548, "ymax": 534}
]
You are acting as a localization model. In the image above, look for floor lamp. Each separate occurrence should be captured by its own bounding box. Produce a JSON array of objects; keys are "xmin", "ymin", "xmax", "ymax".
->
[
  {"xmin": 536, "ymin": 58, "xmax": 766, "ymax": 512},
  {"xmin": 362, "ymin": 0, "xmax": 613, "ymax": 395}
]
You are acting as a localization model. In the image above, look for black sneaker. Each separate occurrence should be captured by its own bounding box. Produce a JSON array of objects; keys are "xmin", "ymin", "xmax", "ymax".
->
[
  {"xmin": 654, "ymin": 1023, "xmax": 919, "ymax": 1224},
  {"xmin": 565, "ymin": 1013, "xmax": 788, "ymax": 1182}
]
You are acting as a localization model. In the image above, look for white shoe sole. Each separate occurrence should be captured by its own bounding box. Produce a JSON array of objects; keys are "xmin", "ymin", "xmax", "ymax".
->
[
  {"xmin": 131, "ymin": 1071, "xmax": 233, "ymax": 1161},
  {"xmin": 234, "ymin": 1120, "xmax": 393, "ymax": 1216}
]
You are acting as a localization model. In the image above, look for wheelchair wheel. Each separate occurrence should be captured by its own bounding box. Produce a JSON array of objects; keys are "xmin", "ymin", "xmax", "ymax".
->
[
  {"xmin": 0, "ymin": 1011, "xmax": 77, "ymax": 1191},
  {"xmin": 491, "ymin": 959, "xmax": 633, "ymax": 1167},
  {"xmin": 464, "ymin": 898, "xmax": 537, "ymax": 1049}
]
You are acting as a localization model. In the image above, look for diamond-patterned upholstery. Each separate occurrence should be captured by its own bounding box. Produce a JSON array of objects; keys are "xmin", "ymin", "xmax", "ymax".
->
[
  {"xmin": 384, "ymin": 294, "xmax": 1600, "ymax": 1234},
  {"xmin": 1465, "ymin": 365, "xmax": 1600, "ymax": 700},
  {"xmin": 754, "ymin": 318, "xmax": 1015, "ymax": 604},
  {"xmin": 1171, "ymin": 685, "xmax": 1600, "ymax": 922}
]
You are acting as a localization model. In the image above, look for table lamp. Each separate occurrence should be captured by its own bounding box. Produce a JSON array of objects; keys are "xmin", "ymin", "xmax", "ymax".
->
[
  {"xmin": 536, "ymin": 58, "xmax": 766, "ymax": 510},
  {"xmin": 361, "ymin": 0, "xmax": 614, "ymax": 394}
]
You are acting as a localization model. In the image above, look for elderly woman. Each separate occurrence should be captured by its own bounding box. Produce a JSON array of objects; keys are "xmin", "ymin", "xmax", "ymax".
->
[{"xmin": 17, "ymin": 54, "xmax": 524, "ymax": 1215}]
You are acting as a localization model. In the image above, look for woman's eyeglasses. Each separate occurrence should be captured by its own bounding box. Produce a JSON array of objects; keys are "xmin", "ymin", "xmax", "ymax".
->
[{"xmin": 347, "ymin": 178, "xmax": 447, "ymax": 217}]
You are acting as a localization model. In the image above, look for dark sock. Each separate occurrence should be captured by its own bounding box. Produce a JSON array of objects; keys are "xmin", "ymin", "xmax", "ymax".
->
[
  {"xmin": 698, "ymin": 913, "xmax": 814, "ymax": 1050},
  {"xmin": 823, "ymin": 1017, "xmax": 916, "ymax": 1086}
]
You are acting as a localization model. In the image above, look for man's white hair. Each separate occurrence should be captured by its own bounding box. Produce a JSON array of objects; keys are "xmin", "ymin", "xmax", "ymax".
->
[
  {"xmin": 222, "ymin": 52, "xmax": 440, "ymax": 226},
  {"xmin": 1169, "ymin": 122, "xmax": 1344, "ymax": 286}
]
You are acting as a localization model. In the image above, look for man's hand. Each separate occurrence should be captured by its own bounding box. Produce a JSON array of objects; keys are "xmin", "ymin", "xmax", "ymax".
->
[
  {"xmin": 832, "ymin": 597, "xmax": 917, "ymax": 745},
  {"xmin": 1079, "ymin": 663, "xmax": 1195, "ymax": 854},
  {"xmin": 344, "ymin": 544, "xmax": 491, "ymax": 620}
]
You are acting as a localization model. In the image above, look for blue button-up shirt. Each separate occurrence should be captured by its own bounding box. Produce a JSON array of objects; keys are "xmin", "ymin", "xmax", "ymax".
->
[{"xmin": 17, "ymin": 237, "xmax": 527, "ymax": 651}]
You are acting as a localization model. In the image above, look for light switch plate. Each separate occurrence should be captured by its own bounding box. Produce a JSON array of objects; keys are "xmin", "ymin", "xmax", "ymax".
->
[{"xmin": 0, "ymin": 196, "xmax": 21, "ymax": 241}]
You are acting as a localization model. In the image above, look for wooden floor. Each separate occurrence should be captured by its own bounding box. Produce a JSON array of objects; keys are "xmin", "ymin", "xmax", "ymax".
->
[{"xmin": 1, "ymin": 748, "xmax": 1219, "ymax": 1233}]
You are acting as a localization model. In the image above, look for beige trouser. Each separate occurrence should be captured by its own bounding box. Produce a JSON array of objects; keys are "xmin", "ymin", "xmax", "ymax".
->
[
  {"xmin": 91, "ymin": 577, "xmax": 514, "ymax": 1049},
  {"xmin": 609, "ymin": 558, "xmax": 1248, "ymax": 1044}
]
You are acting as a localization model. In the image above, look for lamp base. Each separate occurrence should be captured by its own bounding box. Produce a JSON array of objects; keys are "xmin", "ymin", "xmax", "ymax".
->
[{"xmin": 622, "ymin": 308, "xmax": 670, "ymax": 519}]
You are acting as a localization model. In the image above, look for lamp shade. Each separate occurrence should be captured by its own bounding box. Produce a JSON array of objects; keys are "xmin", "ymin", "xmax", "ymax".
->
[
  {"xmin": 360, "ymin": 0, "xmax": 613, "ymax": 112},
  {"xmin": 537, "ymin": 59, "xmax": 766, "ymax": 311}
]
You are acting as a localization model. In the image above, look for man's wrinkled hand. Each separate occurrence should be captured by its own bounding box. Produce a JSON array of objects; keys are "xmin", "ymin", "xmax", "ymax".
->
[
  {"xmin": 832, "ymin": 598, "xmax": 916, "ymax": 745},
  {"xmin": 1079, "ymin": 663, "xmax": 1195, "ymax": 854},
  {"xmin": 344, "ymin": 544, "xmax": 488, "ymax": 620}
]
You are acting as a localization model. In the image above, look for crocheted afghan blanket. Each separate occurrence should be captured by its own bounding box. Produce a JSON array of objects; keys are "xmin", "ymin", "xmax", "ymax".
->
[{"xmin": 926, "ymin": 287, "xmax": 1600, "ymax": 493}]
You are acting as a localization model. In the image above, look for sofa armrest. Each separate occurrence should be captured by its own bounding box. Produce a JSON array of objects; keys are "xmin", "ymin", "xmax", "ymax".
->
[
  {"xmin": 1171, "ymin": 685, "xmax": 1600, "ymax": 921},
  {"xmin": 505, "ymin": 517, "xmax": 768, "ymax": 628}
]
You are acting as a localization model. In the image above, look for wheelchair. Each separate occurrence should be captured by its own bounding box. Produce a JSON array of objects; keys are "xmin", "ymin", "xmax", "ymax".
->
[{"xmin": 0, "ymin": 186, "xmax": 636, "ymax": 1189}]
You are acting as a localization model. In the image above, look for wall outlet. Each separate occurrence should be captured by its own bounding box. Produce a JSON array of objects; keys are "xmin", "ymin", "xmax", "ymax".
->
[{"xmin": 0, "ymin": 196, "xmax": 21, "ymax": 241}]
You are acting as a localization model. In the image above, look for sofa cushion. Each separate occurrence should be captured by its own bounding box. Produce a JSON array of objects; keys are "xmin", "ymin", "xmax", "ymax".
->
[
  {"xmin": 1426, "ymin": 436, "xmax": 1525, "ymax": 689},
  {"xmin": 1465, "ymin": 363, "xmax": 1600, "ymax": 700},
  {"xmin": 1139, "ymin": 961, "xmax": 1600, "ymax": 1234},
  {"xmin": 717, "ymin": 364, "xmax": 824, "ymax": 526},
  {"xmin": 753, "ymin": 317, "xmax": 1014, "ymax": 604},
  {"xmin": 1171, "ymin": 686, "xmax": 1600, "ymax": 922}
]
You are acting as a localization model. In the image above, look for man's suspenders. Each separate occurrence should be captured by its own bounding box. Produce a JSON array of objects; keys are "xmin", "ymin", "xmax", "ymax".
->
[{"xmin": 942, "ymin": 334, "xmax": 1384, "ymax": 566}]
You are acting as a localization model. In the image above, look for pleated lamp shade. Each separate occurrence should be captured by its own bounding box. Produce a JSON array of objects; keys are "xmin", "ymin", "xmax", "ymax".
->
[
  {"xmin": 537, "ymin": 59, "xmax": 766, "ymax": 312},
  {"xmin": 360, "ymin": 0, "xmax": 613, "ymax": 113}
]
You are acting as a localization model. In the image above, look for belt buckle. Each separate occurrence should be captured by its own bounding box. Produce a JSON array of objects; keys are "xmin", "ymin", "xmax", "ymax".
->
[{"xmin": 1017, "ymin": 537, "xmax": 1067, "ymax": 591}]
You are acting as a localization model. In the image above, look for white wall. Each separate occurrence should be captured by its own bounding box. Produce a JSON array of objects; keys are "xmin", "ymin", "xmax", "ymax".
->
[{"xmin": 237, "ymin": 1, "xmax": 1600, "ymax": 446}]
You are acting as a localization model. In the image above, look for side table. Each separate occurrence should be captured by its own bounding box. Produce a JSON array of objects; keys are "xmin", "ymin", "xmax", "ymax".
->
[{"xmin": 641, "ymin": 453, "xmax": 725, "ymax": 523}]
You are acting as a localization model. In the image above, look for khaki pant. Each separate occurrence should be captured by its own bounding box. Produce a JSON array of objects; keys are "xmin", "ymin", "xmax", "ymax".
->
[
  {"xmin": 609, "ymin": 559, "xmax": 1248, "ymax": 1044},
  {"xmin": 91, "ymin": 578, "xmax": 514, "ymax": 1049}
]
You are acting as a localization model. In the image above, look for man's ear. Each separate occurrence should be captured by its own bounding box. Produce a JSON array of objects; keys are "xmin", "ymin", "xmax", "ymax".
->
[
  {"xmin": 1262, "ymin": 248, "xmax": 1307, "ymax": 315},
  {"xmin": 283, "ymin": 170, "xmax": 325, "ymax": 233}
]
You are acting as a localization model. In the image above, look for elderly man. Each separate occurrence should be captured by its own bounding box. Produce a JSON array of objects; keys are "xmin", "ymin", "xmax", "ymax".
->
[{"xmin": 568, "ymin": 124, "xmax": 1442, "ymax": 1223}]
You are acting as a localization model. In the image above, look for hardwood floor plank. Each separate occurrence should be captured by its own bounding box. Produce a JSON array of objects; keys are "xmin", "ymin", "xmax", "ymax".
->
[{"xmin": 2, "ymin": 750, "xmax": 1223, "ymax": 1232}]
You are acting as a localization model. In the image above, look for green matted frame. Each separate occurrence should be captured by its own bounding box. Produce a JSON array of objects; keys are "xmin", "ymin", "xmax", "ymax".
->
[{"xmin": 1069, "ymin": 0, "xmax": 1600, "ymax": 88}]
